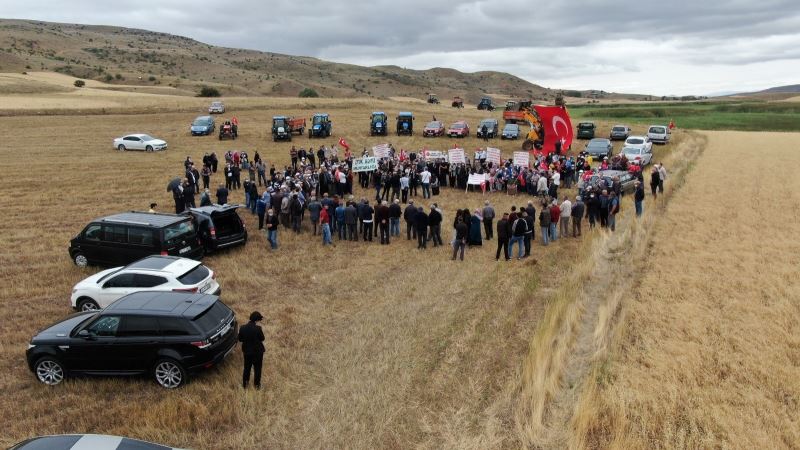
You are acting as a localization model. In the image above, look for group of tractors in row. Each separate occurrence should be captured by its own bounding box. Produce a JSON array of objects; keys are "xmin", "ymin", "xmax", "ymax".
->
[{"xmin": 426, "ymin": 94, "xmax": 496, "ymax": 111}]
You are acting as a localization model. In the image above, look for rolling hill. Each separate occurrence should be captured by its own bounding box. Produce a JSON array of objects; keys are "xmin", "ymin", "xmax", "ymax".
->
[{"xmin": 0, "ymin": 18, "xmax": 563, "ymax": 103}]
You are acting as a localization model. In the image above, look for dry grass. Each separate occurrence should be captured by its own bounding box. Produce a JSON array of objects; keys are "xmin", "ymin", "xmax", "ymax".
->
[
  {"xmin": 0, "ymin": 93, "xmax": 660, "ymax": 448},
  {"xmin": 568, "ymin": 131, "xmax": 800, "ymax": 449}
]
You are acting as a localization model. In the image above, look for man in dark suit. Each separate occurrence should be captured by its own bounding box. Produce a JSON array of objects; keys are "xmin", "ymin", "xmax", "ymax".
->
[{"xmin": 239, "ymin": 311, "xmax": 266, "ymax": 389}]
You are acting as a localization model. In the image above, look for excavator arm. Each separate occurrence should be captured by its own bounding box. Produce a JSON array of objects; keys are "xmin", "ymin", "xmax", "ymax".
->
[{"xmin": 521, "ymin": 109, "xmax": 543, "ymax": 151}]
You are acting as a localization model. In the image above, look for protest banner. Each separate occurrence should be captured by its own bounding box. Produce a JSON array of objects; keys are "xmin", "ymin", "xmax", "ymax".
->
[
  {"xmin": 486, "ymin": 147, "xmax": 501, "ymax": 165},
  {"xmin": 352, "ymin": 156, "xmax": 378, "ymax": 172},
  {"xmin": 466, "ymin": 173, "xmax": 488, "ymax": 194},
  {"xmin": 512, "ymin": 151, "xmax": 530, "ymax": 167},
  {"xmin": 424, "ymin": 150, "xmax": 446, "ymax": 161},
  {"xmin": 448, "ymin": 148, "xmax": 466, "ymax": 164},
  {"xmin": 372, "ymin": 144, "xmax": 391, "ymax": 158}
]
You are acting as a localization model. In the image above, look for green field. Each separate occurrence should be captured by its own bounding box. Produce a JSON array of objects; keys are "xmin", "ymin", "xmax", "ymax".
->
[{"xmin": 569, "ymin": 101, "xmax": 800, "ymax": 131}]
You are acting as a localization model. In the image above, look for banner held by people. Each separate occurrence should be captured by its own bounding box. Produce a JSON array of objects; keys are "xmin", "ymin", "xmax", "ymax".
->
[
  {"xmin": 372, "ymin": 144, "xmax": 391, "ymax": 159},
  {"xmin": 449, "ymin": 148, "xmax": 466, "ymax": 164},
  {"xmin": 513, "ymin": 151, "xmax": 530, "ymax": 168},
  {"xmin": 352, "ymin": 156, "xmax": 378, "ymax": 172},
  {"xmin": 486, "ymin": 147, "xmax": 501, "ymax": 165}
]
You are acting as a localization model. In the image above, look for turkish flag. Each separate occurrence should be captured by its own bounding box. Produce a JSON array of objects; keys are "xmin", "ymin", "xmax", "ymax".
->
[
  {"xmin": 534, "ymin": 106, "xmax": 573, "ymax": 156},
  {"xmin": 338, "ymin": 138, "xmax": 350, "ymax": 150}
]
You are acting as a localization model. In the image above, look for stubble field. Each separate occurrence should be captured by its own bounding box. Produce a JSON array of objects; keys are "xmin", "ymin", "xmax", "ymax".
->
[{"xmin": 0, "ymin": 88, "xmax": 677, "ymax": 449}]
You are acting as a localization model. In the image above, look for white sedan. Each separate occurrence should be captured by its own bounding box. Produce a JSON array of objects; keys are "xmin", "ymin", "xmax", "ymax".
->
[
  {"xmin": 70, "ymin": 255, "xmax": 220, "ymax": 311},
  {"xmin": 621, "ymin": 146, "xmax": 653, "ymax": 166},
  {"xmin": 623, "ymin": 135, "xmax": 653, "ymax": 153},
  {"xmin": 113, "ymin": 134, "xmax": 168, "ymax": 152}
]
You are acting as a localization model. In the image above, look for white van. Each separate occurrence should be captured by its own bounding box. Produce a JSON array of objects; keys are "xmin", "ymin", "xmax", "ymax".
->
[{"xmin": 647, "ymin": 125, "xmax": 671, "ymax": 144}]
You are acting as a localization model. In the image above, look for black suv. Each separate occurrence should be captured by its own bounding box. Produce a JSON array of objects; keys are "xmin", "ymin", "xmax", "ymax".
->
[
  {"xmin": 69, "ymin": 212, "xmax": 203, "ymax": 267},
  {"xmin": 27, "ymin": 292, "xmax": 238, "ymax": 389},
  {"xmin": 186, "ymin": 205, "xmax": 247, "ymax": 253}
]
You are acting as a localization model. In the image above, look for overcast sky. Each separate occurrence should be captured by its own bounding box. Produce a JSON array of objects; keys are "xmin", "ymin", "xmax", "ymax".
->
[{"xmin": 3, "ymin": 0, "xmax": 799, "ymax": 96}]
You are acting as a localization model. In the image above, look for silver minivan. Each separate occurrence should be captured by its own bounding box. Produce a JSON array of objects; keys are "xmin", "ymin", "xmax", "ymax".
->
[{"xmin": 647, "ymin": 125, "xmax": 671, "ymax": 144}]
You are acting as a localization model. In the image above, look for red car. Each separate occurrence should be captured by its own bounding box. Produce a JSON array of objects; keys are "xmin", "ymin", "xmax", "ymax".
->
[
  {"xmin": 423, "ymin": 120, "xmax": 445, "ymax": 137},
  {"xmin": 447, "ymin": 120, "xmax": 469, "ymax": 138}
]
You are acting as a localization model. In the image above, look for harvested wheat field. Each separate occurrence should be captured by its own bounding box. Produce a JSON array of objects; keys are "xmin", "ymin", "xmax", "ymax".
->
[
  {"xmin": 561, "ymin": 131, "xmax": 800, "ymax": 449},
  {"xmin": 0, "ymin": 91, "xmax": 686, "ymax": 449}
]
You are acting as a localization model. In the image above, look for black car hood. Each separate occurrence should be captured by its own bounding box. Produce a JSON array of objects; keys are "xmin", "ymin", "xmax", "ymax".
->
[{"xmin": 32, "ymin": 312, "xmax": 96, "ymax": 342}]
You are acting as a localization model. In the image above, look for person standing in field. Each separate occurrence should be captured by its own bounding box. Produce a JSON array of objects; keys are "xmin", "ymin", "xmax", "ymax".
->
[
  {"xmin": 345, "ymin": 201, "xmax": 359, "ymax": 241},
  {"xmin": 415, "ymin": 206, "xmax": 429, "ymax": 249},
  {"xmin": 608, "ymin": 191, "xmax": 620, "ymax": 232},
  {"xmin": 307, "ymin": 196, "xmax": 321, "ymax": 235},
  {"xmin": 239, "ymin": 311, "xmax": 265, "ymax": 390},
  {"xmin": 201, "ymin": 164, "xmax": 211, "ymax": 190},
  {"xmin": 650, "ymin": 166, "xmax": 661, "ymax": 200},
  {"xmin": 266, "ymin": 208, "xmax": 278, "ymax": 249},
  {"xmin": 657, "ymin": 163, "xmax": 667, "ymax": 193},
  {"xmin": 539, "ymin": 202, "xmax": 551, "ymax": 246},
  {"xmin": 404, "ymin": 200, "xmax": 418, "ymax": 240},
  {"xmin": 549, "ymin": 200, "xmax": 560, "ymax": 241},
  {"xmin": 482, "ymin": 200, "xmax": 495, "ymax": 240},
  {"xmin": 634, "ymin": 181, "xmax": 645, "ymax": 217},
  {"xmin": 389, "ymin": 199, "xmax": 402, "ymax": 237},
  {"xmin": 452, "ymin": 217, "xmax": 468, "ymax": 260},
  {"xmin": 509, "ymin": 212, "xmax": 527, "ymax": 258},
  {"xmin": 571, "ymin": 195, "xmax": 585, "ymax": 237},
  {"xmin": 496, "ymin": 212, "xmax": 510, "ymax": 261},
  {"xmin": 428, "ymin": 203, "xmax": 443, "ymax": 247},
  {"xmin": 522, "ymin": 210, "xmax": 534, "ymax": 257},
  {"xmin": 320, "ymin": 204, "xmax": 333, "ymax": 246},
  {"xmin": 559, "ymin": 196, "xmax": 572, "ymax": 238},
  {"xmin": 377, "ymin": 200, "xmax": 391, "ymax": 245}
]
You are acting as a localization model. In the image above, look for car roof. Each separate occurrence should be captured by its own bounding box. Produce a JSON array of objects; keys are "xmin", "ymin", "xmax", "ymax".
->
[
  {"xmin": 189, "ymin": 204, "xmax": 240, "ymax": 215},
  {"xmin": 11, "ymin": 434, "xmax": 179, "ymax": 450},
  {"xmin": 94, "ymin": 212, "xmax": 190, "ymax": 228},
  {"xmin": 426, "ymin": 121, "xmax": 442, "ymax": 126},
  {"xmin": 104, "ymin": 291, "xmax": 217, "ymax": 318},
  {"xmin": 451, "ymin": 120, "xmax": 467, "ymax": 125},
  {"xmin": 589, "ymin": 138, "xmax": 610, "ymax": 143},
  {"xmin": 124, "ymin": 255, "xmax": 200, "ymax": 274}
]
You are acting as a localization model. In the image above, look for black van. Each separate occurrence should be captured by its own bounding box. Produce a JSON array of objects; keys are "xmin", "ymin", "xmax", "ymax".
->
[
  {"xmin": 69, "ymin": 212, "xmax": 204, "ymax": 267},
  {"xmin": 186, "ymin": 205, "xmax": 248, "ymax": 253}
]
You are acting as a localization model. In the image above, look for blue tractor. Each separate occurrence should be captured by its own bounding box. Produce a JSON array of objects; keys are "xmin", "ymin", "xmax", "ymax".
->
[
  {"xmin": 309, "ymin": 113, "xmax": 332, "ymax": 138},
  {"xmin": 370, "ymin": 111, "xmax": 388, "ymax": 136},
  {"xmin": 396, "ymin": 111, "xmax": 414, "ymax": 136}
]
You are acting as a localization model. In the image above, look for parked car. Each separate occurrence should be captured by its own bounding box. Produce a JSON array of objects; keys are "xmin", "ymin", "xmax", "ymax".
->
[
  {"xmin": 447, "ymin": 121, "xmax": 469, "ymax": 138},
  {"xmin": 589, "ymin": 170, "xmax": 638, "ymax": 194},
  {"xmin": 422, "ymin": 120, "xmax": 445, "ymax": 137},
  {"xmin": 26, "ymin": 291, "xmax": 238, "ymax": 389},
  {"xmin": 68, "ymin": 212, "xmax": 203, "ymax": 268},
  {"xmin": 186, "ymin": 205, "xmax": 247, "ymax": 253},
  {"xmin": 476, "ymin": 118, "xmax": 499, "ymax": 138},
  {"xmin": 208, "ymin": 101, "xmax": 225, "ymax": 114},
  {"xmin": 501, "ymin": 123, "xmax": 520, "ymax": 139},
  {"xmin": 70, "ymin": 255, "xmax": 220, "ymax": 312},
  {"xmin": 585, "ymin": 138, "xmax": 613, "ymax": 160},
  {"xmin": 576, "ymin": 122, "xmax": 596, "ymax": 139},
  {"xmin": 113, "ymin": 134, "xmax": 167, "ymax": 152},
  {"xmin": 647, "ymin": 125, "xmax": 671, "ymax": 144},
  {"xmin": 9, "ymin": 434, "xmax": 185, "ymax": 450},
  {"xmin": 620, "ymin": 146, "xmax": 653, "ymax": 166},
  {"xmin": 624, "ymin": 135, "xmax": 653, "ymax": 153},
  {"xmin": 190, "ymin": 116, "xmax": 215, "ymax": 136},
  {"xmin": 609, "ymin": 124, "xmax": 631, "ymax": 140}
]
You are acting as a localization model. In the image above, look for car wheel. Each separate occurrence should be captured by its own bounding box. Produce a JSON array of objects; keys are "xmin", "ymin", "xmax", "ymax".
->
[
  {"xmin": 117, "ymin": 145, "xmax": 126, "ymax": 151},
  {"xmin": 77, "ymin": 297, "xmax": 100, "ymax": 312},
  {"xmin": 146, "ymin": 145, "xmax": 154, "ymax": 152},
  {"xmin": 35, "ymin": 356, "xmax": 65, "ymax": 386},
  {"xmin": 153, "ymin": 358, "xmax": 186, "ymax": 389},
  {"xmin": 73, "ymin": 252, "xmax": 88, "ymax": 267}
]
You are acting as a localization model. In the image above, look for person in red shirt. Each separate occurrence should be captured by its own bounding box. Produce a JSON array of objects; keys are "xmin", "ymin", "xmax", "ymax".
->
[
  {"xmin": 549, "ymin": 201, "xmax": 561, "ymax": 241},
  {"xmin": 320, "ymin": 204, "xmax": 332, "ymax": 245}
]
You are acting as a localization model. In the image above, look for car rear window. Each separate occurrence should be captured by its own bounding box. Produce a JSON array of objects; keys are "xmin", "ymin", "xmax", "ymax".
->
[
  {"xmin": 177, "ymin": 265, "xmax": 209, "ymax": 285},
  {"xmin": 191, "ymin": 301, "xmax": 232, "ymax": 332},
  {"xmin": 649, "ymin": 127, "xmax": 666, "ymax": 133},
  {"xmin": 12, "ymin": 435, "xmax": 83, "ymax": 450},
  {"xmin": 163, "ymin": 220, "xmax": 195, "ymax": 247}
]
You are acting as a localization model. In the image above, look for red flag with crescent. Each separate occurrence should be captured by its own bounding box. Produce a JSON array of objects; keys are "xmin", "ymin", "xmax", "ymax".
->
[
  {"xmin": 533, "ymin": 106, "xmax": 573, "ymax": 156},
  {"xmin": 338, "ymin": 137, "xmax": 350, "ymax": 150}
]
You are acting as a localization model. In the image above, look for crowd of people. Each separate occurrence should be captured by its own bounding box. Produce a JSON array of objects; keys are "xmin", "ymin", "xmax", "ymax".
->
[{"xmin": 166, "ymin": 142, "xmax": 667, "ymax": 259}]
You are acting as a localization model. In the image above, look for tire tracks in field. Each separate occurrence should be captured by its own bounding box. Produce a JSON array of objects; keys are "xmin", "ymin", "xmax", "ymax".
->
[{"xmin": 516, "ymin": 132, "xmax": 707, "ymax": 449}]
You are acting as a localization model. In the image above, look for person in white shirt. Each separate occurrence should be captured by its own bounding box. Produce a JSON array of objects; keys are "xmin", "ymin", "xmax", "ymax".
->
[
  {"xmin": 559, "ymin": 196, "xmax": 572, "ymax": 238},
  {"xmin": 420, "ymin": 169, "xmax": 432, "ymax": 198},
  {"xmin": 657, "ymin": 163, "xmax": 667, "ymax": 193}
]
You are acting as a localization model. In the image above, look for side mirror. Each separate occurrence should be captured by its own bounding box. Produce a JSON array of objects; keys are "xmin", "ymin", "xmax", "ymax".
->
[{"xmin": 77, "ymin": 329, "xmax": 93, "ymax": 339}]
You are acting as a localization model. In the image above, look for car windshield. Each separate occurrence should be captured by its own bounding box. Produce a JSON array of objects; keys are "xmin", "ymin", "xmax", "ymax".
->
[
  {"xmin": 313, "ymin": 116, "xmax": 326, "ymax": 124},
  {"xmin": 177, "ymin": 265, "xmax": 209, "ymax": 285},
  {"xmin": 504, "ymin": 125, "xmax": 518, "ymax": 131},
  {"xmin": 451, "ymin": 124, "xmax": 465, "ymax": 129},
  {"xmin": 612, "ymin": 127, "xmax": 626, "ymax": 132},
  {"xmin": 274, "ymin": 118, "xmax": 286, "ymax": 126},
  {"xmin": 192, "ymin": 119, "xmax": 209, "ymax": 126},
  {"xmin": 372, "ymin": 115, "xmax": 385, "ymax": 123},
  {"xmin": 627, "ymin": 138, "xmax": 644, "ymax": 144},
  {"xmin": 163, "ymin": 220, "xmax": 195, "ymax": 246},
  {"xmin": 211, "ymin": 102, "xmax": 222, "ymax": 107},
  {"xmin": 578, "ymin": 123, "xmax": 594, "ymax": 129},
  {"xmin": 588, "ymin": 142, "xmax": 608, "ymax": 150},
  {"xmin": 426, "ymin": 121, "xmax": 441, "ymax": 128}
]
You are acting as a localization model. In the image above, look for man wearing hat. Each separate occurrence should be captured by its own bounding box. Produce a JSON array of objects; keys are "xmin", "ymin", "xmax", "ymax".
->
[{"xmin": 239, "ymin": 311, "xmax": 266, "ymax": 389}]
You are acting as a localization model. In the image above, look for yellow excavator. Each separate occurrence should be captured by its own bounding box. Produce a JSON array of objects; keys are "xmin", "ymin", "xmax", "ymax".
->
[{"xmin": 519, "ymin": 92, "xmax": 565, "ymax": 151}]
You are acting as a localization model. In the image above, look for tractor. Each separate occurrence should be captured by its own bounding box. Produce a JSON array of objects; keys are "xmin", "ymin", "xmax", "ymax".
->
[
  {"xmin": 272, "ymin": 116, "xmax": 292, "ymax": 141},
  {"xmin": 370, "ymin": 111, "xmax": 388, "ymax": 136},
  {"xmin": 451, "ymin": 96, "xmax": 464, "ymax": 108},
  {"xmin": 396, "ymin": 112, "xmax": 414, "ymax": 136},
  {"xmin": 427, "ymin": 93, "xmax": 440, "ymax": 104},
  {"xmin": 308, "ymin": 113, "xmax": 332, "ymax": 138},
  {"xmin": 218, "ymin": 117, "xmax": 238, "ymax": 140},
  {"xmin": 477, "ymin": 97, "xmax": 495, "ymax": 111}
]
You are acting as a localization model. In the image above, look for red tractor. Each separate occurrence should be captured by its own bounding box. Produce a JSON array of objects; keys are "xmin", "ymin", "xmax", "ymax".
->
[{"xmin": 219, "ymin": 117, "xmax": 239, "ymax": 140}]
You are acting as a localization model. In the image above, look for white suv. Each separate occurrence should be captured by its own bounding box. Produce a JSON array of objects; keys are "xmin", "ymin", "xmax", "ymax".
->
[
  {"xmin": 70, "ymin": 256, "xmax": 220, "ymax": 311},
  {"xmin": 647, "ymin": 125, "xmax": 671, "ymax": 144}
]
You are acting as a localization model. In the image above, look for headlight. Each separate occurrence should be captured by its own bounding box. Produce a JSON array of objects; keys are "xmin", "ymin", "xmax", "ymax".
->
[{"xmin": 28, "ymin": 344, "xmax": 36, "ymax": 350}]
